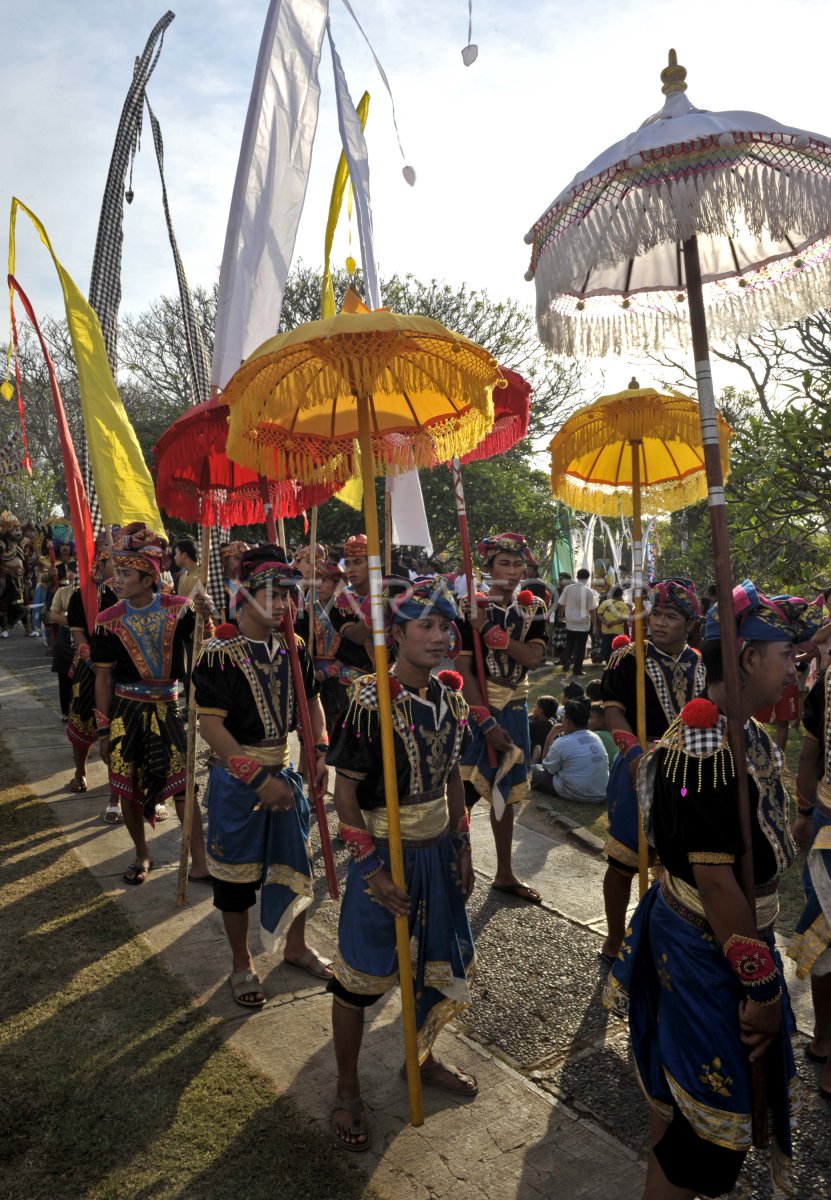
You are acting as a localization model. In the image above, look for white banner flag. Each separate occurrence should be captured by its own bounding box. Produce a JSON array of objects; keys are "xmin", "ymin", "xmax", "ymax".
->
[
  {"xmin": 212, "ymin": 0, "xmax": 329, "ymax": 389},
  {"xmin": 387, "ymin": 472, "xmax": 433, "ymax": 555}
]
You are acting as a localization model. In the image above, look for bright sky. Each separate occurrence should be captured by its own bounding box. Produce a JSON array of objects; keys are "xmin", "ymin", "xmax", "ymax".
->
[{"xmin": 5, "ymin": 0, "xmax": 831, "ymax": 391}]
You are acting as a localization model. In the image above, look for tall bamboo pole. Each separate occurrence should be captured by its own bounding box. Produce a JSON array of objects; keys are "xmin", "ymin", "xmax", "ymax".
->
[
  {"xmin": 682, "ymin": 234, "xmax": 767, "ymax": 1148},
  {"xmin": 177, "ymin": 523, "xmax": 210, "ymax": 906},
  {"xmin": 356, "ymin": 393, "xmax": 424, "ymax": 1127},
  {"xmin": 629, "ymin": 442, "xmax": 649, "ymax": 897}
]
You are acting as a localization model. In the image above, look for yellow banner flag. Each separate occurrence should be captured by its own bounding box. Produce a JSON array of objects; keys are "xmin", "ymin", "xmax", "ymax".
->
[{"xmin": 7, "ymin": 199, "xmax": 162, "ymax": 529}]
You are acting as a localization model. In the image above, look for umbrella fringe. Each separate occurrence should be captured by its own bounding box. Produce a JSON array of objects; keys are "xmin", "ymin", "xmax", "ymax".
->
[
  {"xmin": 529, "ymin": 148, "xmax": 831, "ymax": 286},
  {"xmin": 457, "ymin": 413, "xmax": 527, "ymax": 465},
  {"xmin": 223, "ymin": 347, "xmax": 498, "ymax": 420},
  {"xmin": 549, "ymin": 399, "xmax": 730, "ymax": 471},
  {"xmin": 536, "ymin": 248, "xmax": 831, "ymax": 355},
  {"xmin": 551, "ymin": 469, "xmax": 715, "ymax": 517},
  {"xmin": 227, "ymin": 410, "xmax": 493, "ymax": 488}
]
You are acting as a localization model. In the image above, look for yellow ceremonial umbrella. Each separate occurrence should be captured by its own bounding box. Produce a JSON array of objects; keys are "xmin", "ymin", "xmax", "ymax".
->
[
  {"xmin": 549, "ymin": 380, "xmax": 731, "ymax": 894},
  {"xmin": 223, "ymin": 292, "xmax": 501, "ymax": 1126}
]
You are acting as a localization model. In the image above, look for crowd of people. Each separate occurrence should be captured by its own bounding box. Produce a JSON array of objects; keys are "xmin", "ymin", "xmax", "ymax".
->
[{"xmin": 3, "ymin": 510, "xmax": 831, "ymax": 1197}]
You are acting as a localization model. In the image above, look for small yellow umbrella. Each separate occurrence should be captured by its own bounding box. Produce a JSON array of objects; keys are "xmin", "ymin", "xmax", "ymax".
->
[
  {"xmin": 549, "ymin": 381, "xmax": 731, "ymax": 894},
  {"xmin": 223, "ymin": 292, "xmax": 501, "ymax": 1127}
]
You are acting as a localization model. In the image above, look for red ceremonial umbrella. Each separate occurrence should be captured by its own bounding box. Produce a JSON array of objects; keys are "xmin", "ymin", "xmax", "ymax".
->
[{"xmin": 153, "ymin": 395, "xmax": 335, "ymax": 527}]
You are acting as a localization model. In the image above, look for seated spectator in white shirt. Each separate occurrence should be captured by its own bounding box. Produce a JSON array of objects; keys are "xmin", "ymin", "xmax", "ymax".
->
[{"xmin": 530, "ymin": 698, "xmax": 609, "ymax": 803}]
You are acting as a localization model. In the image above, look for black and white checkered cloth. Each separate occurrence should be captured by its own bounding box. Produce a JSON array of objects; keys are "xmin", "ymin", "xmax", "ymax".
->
[
  {"xmin": 0, "ymin": 430, "xmax": 21, "ymax": 481},
  {"xmin": 85, "ymin": 11, "xmax": 176, "ymax": 535}
]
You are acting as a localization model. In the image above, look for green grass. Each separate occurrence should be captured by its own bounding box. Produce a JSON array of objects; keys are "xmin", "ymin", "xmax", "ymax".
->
[{"xmin": 0, "ymin": 740, "xmax": 382, "ymax": 1200}]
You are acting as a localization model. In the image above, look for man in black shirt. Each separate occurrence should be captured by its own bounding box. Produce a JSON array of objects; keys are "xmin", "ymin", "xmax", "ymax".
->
[{"xmin": 194, "ymin": 545, "xmax": 330, "ymax": 1009}]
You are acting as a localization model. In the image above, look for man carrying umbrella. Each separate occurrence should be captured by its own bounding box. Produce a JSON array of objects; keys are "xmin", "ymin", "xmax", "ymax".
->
[
  {"xmin": 604, "ymin": 583, "xmax": 822, "ymax": 1199},
  {"xmin": 326, "ymin": 577, "xmax": 476, "ymax": 1150},
  {"xmin": 193, "ymin": 545, "xmax": 331, "ymax": 1008},
  {"xmin": 458, "ymin": 532, "xmax": 548, "ymax": 904},
  {"xmin": 599, "ymin": 579, "xmax": 705, "ymax": 959}
]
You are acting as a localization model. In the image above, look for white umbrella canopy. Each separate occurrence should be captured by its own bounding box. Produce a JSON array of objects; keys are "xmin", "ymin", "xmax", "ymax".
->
[{"xmin": 525, "ymin": 50, "xmax": 831, "ymax": 354}]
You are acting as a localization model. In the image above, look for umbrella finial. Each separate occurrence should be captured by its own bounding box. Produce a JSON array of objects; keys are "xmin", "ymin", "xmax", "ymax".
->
[
  {"xmin": 628, "ymin": 377, "xmax": 640, "ymax": 389},
  {"xmin": 661, "ymin": 48, "xmax": 687, "ymax": 95}
]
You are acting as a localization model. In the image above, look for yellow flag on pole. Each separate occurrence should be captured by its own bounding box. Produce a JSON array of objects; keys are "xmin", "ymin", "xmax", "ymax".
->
[{"xmin": 7, "ymin": 199, "xmax": 162, "ymax": 529}]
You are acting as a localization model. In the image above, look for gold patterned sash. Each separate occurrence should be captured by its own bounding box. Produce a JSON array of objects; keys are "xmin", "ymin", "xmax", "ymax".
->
[
  {"xmin": 663, "ymin": 871, "xmax": 779, "ymax": 934},
  {"xmin": 210, "ymin": 739, "xmax": 289, "ymax": 770},
  {"xmin": 486, "ymin": 678, "xmax": 528, "ymax": 712},
  {"xmin": 364, "ymin": 793, "xmax": 449, "ymax": 846}
]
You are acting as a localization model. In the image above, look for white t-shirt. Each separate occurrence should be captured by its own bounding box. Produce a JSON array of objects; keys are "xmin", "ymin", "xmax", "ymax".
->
[{"xmin": 559, "ymin": 582, "xmax": 598, "ymax": 631}]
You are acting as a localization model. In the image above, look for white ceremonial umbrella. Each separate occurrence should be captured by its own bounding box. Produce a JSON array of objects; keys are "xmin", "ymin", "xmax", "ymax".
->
[{"xmin": 525, "ymin": 49, "xmax": 831, "ymax": 358}]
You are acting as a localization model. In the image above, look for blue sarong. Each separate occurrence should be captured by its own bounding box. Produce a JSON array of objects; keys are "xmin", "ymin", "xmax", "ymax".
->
[
  {"xmin": 334, "ymin": 832, "xmax": 475, "ymax": 1062},
  {"xmin": 789, "ymin": 803, "xmax": 831, "ymax": 978},
  {"xmin": 205, "ymin": 763, "xmax": 313, "ymax": 954},
  {"xmin": 605, "ymin": 881, "xmax": 796, "ymax": 1193},
  {"xmin": 461, "ymin": 697, "xmax": 530, "ymax": 812},
  {"xmin": 603, "ymin": 753, "xmax": 657, "ymax": 872}
]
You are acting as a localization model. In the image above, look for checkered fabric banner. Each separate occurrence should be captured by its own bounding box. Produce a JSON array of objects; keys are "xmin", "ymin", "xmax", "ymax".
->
[
  {"xmin": 0, "ymin": 430, "xmax": 21, "ymax": 481},
  {"xmin": 85, "ymin": 11, "xmax": 175, "ymax": 534}
]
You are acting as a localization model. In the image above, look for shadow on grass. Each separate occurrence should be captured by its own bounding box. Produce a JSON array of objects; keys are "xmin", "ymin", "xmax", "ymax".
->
[{"xmin": 0, "ymin": 742, "xmax": 381, "ymax": 1200}]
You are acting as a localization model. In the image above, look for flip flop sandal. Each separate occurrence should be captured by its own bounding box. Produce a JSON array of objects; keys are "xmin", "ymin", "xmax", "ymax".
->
[
  {"xmin": 331, "ymin": 1093, "xmax": 369, "ymax": 1152},
  {"xmin": 597, "ymin": 951, "xmax": 617, "ymax": 966},
  {"xmin": 229, "ymin": 970, "xmax": 266, "ymax": 1009},
  {"xmin": 400, "ymin": 1061, "xmax": 479, "ymax": 1097},
  {"xmin": 123, "ymin": 861, "xmax": 153, "ymax": 886},
  {"xmin": 103, "ymin": 805, "xmax": 123, "ymax": 825},
  {"xmin": 67, "ymin": 777, "xmax": 88, "ymax": 793},
  {"xmin": 491, "ymin": 881, "xmax": 542, "ymax": 905},
  {"xmin": 283, "ymin": 948, "xmax": 334, "ymax": 980}
]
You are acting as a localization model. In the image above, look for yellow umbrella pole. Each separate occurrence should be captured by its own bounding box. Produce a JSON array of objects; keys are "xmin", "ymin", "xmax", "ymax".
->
[
  {"xmin": 177, "ymin": 522, "xmax": 211, "ymax": 906},
  {"xmin": 356, "ymin": 393, "xmax": 424, "ymax": 1128},
  {"xmin": 630, "ymin": 442, "xmax": 649, "ymax": 898}
]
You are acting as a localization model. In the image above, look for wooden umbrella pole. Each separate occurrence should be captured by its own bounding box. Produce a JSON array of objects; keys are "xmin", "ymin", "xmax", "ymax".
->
[
  {"xmin": 177, "ymin": 523, "xmax": 211, "ymax": 906},
  {"xmin": 278, "ymin": 516, "xmax": 286, "ymax": 548},
  {"xmin": 384, "ymin": 488, "xmax": 393, "ymax": 576},
  {"xmin": 357, "ymin": 393, "xmax": 424, "ymax": 1128},
  {"xmin": 683, "ymin": 234, "xmax": 767, "ymax": 1148},
  {"xmin": 309, "ymin": 505, "xmax": 319, "ymax": 605},
  {"xmin": 450, "ymin": 459, "xmax": 497, "ymax": 768},
  {"xmin": 281, "ymin": 609, "xmax": 339, "ymax": 900},
  {"xmin": 257, "ymin": 476, "xmax": 279, "ymax": 543},
  {"xmin": 629, "ymin": 443, "xmax": 649, "ymax": 898}
]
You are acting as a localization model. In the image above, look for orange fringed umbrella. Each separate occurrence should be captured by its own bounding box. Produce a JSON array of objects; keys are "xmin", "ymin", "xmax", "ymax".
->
[
  {"xmin": 223, "ymin": 291, "xmax": 500, "ymax": 1129},
  {"xmin": 224, "ymin": 296, "xmax": 498, "ymax": 487}
]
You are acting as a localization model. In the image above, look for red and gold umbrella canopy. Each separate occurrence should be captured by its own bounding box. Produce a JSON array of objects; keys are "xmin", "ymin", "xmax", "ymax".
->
[{"xmin": 153, "ymin": 395, "xmax": 335, "ymax": 525}]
